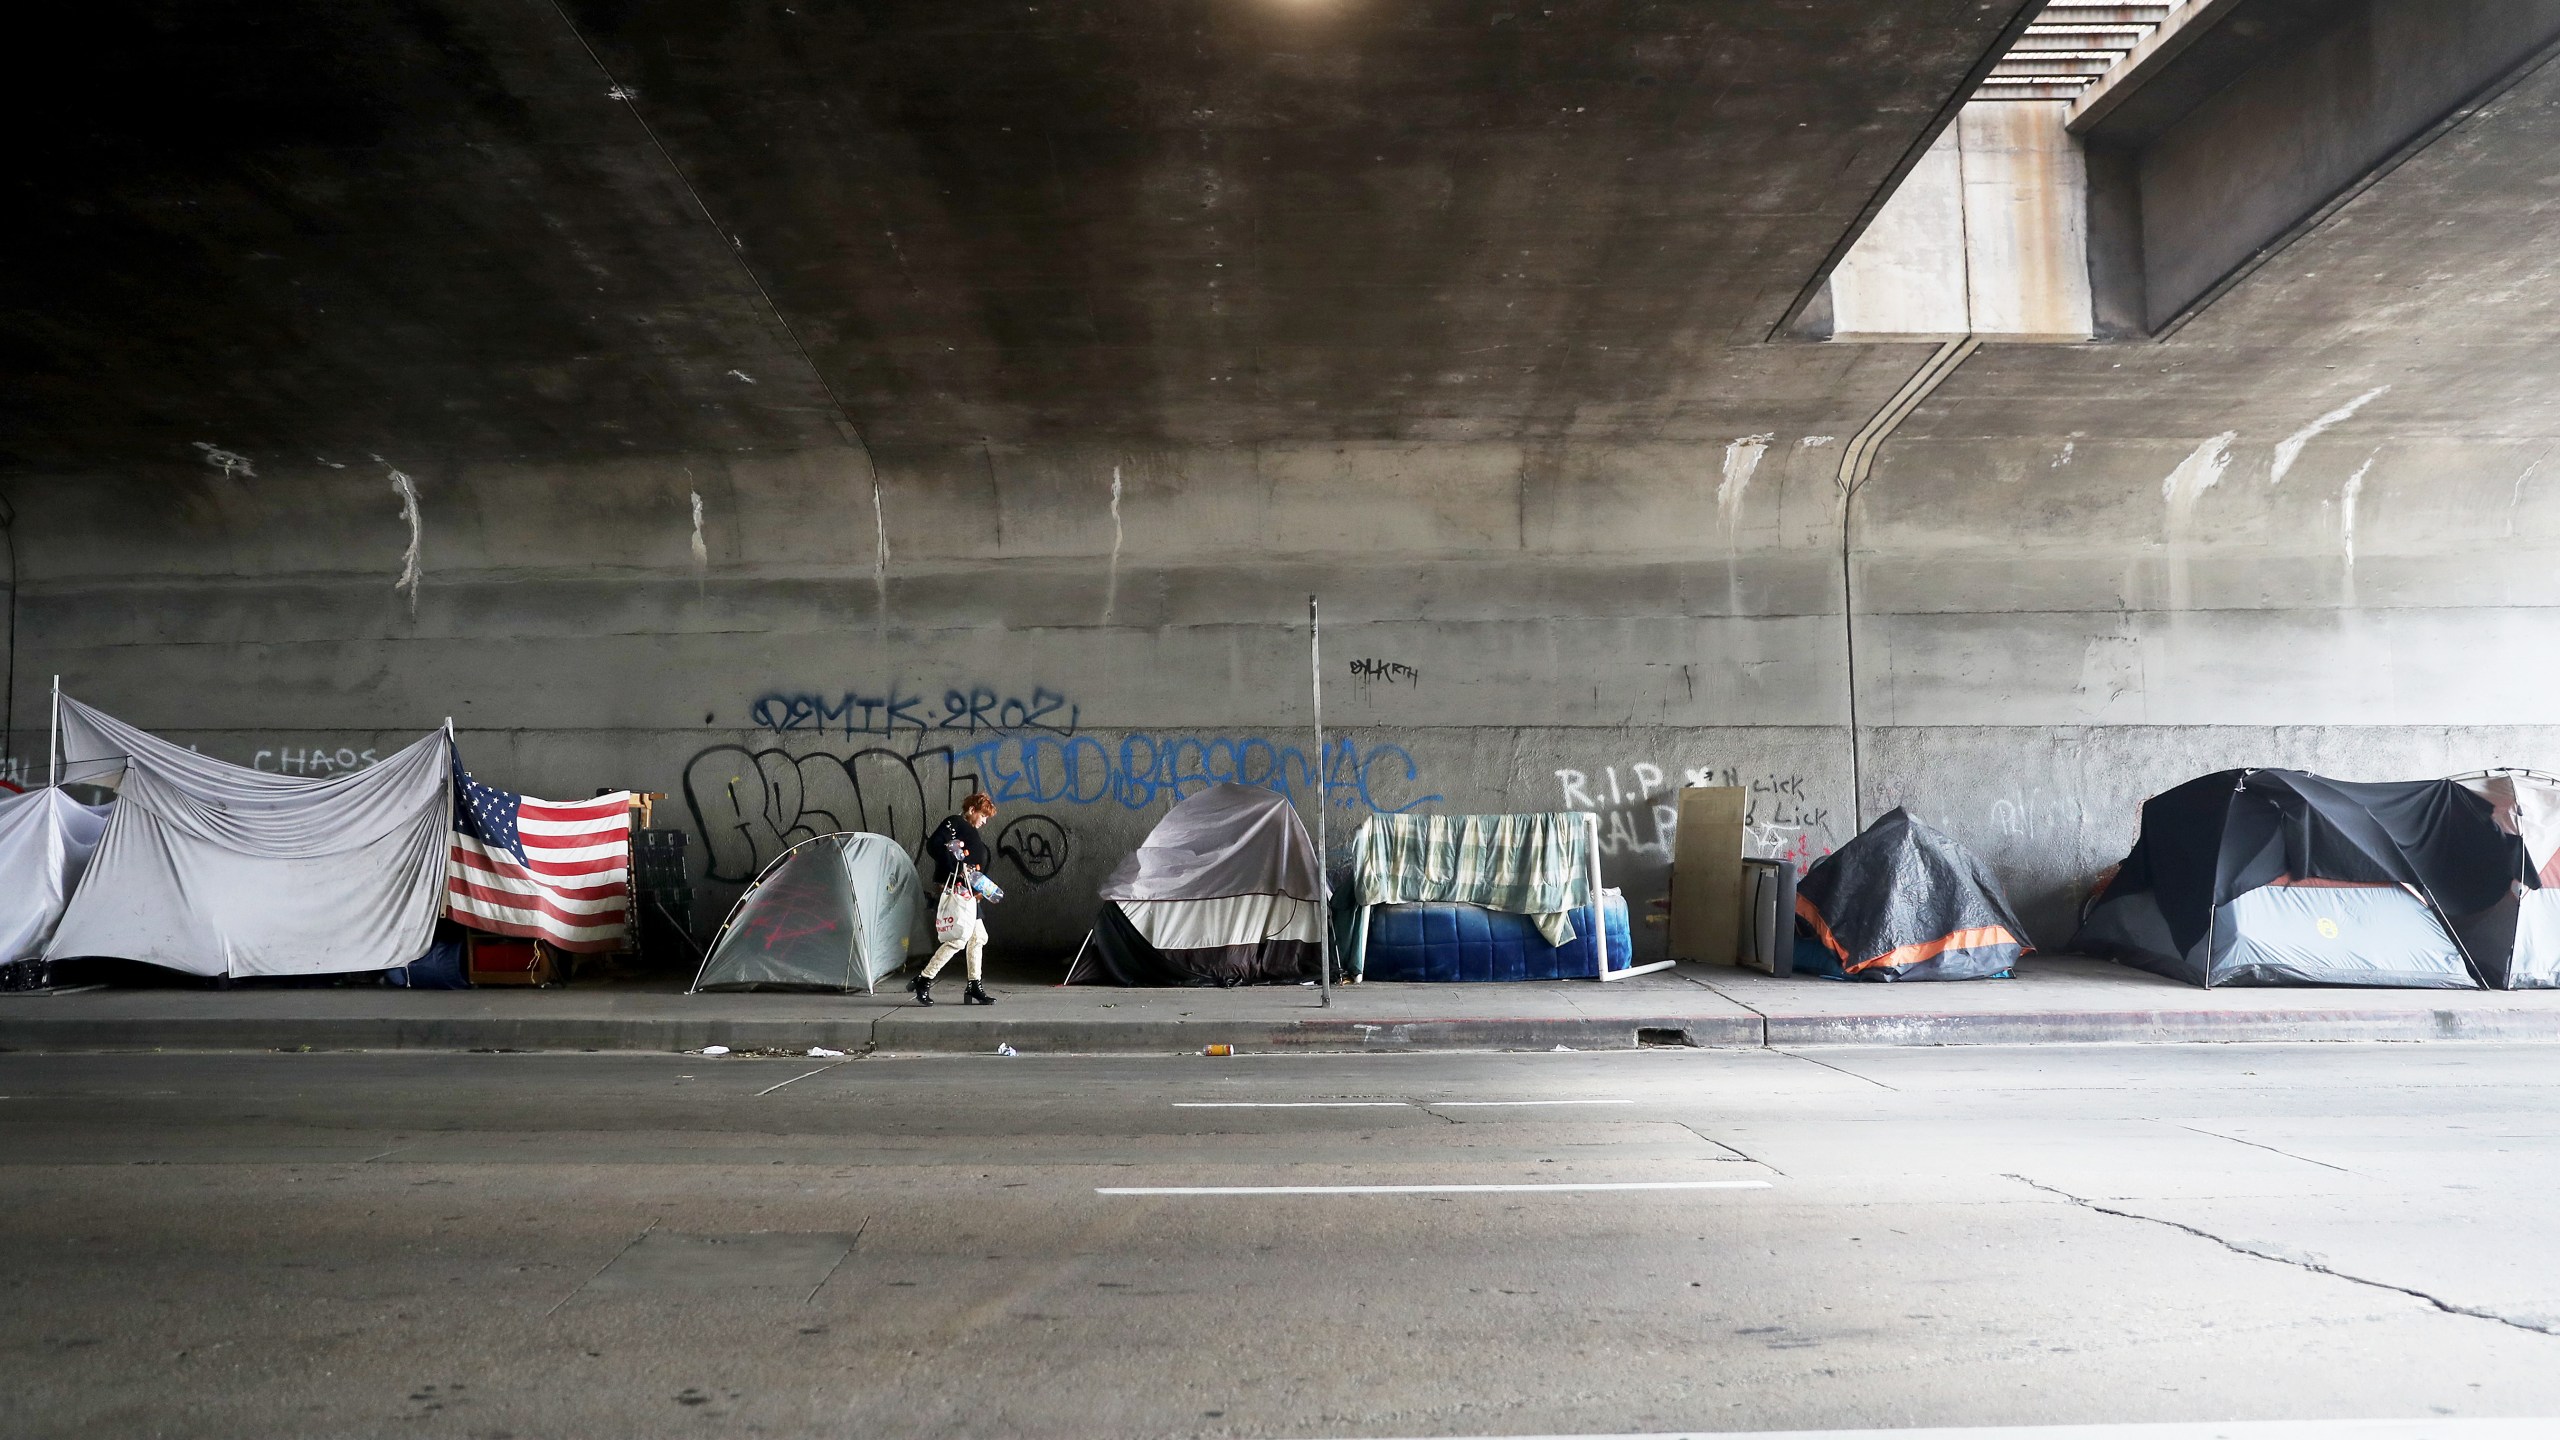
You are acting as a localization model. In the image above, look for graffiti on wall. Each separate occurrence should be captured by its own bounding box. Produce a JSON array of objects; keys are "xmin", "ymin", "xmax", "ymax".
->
[
  {"xmin": 684, "ymin": 741, "xmax": 1056, "ymax": 886},
  {"xmin": 1554, "ymin": 762, "xmax": 1834, "ymax": 870},
  {"xmin": 997, "ymin": 815, "xmax": 1069, "ymax": 885},
  {"xmin": 955, "ymin": 732, "xmax": 1437, "ymax": 816},
  {"xmin": 254, "ymin": 745, "xmax": 380, "ymax": 775},
  {"xmin": 687, "ymin": 726, "xmax": 1440, "ymax": 885},
  {"xmin": 1346, "ymin": 658, "xmax": 1419, "ymax": 705},
  {"xmin": 749, "ymin": 683, "xmax": 1080, "ymax": 739}
]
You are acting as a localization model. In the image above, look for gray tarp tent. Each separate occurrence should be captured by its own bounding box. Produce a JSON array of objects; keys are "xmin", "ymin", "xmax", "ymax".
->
[
  {"xmin": 0, "ymin": 787, "xmax": 112, "ymax": 967},
  {"xmin": 1067, "ymin": 783, "xmax": 1324, "ymax": 985},
  {"xmin": 1793, "ymin": 808, "xmax": 2029, "ymax": 981},
  {"xmin": 42, "ymin": 699, "xmax": 453, "ymax": 978},
  {"xmin": 691, "ymin": 831, "xmax": 922, "ymax": 992}
]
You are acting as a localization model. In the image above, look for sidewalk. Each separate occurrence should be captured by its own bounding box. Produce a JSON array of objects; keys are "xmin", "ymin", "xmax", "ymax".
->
[{"xmin": 6, "ymin": 957, "xmax": 2560, "ymax": 1054}]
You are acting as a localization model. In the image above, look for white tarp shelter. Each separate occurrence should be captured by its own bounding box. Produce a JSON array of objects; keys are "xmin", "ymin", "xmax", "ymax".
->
[
  {"xmin": 0, "ymin": 787, "xmax": 112, "ymax": 966},
  {"xmin": 42, "ymin": 698, "xmax": 453, "ymax": 978},
  {"xmin": 1068, "ymin": 783, "xmax": 1325, "ymax": 985}
]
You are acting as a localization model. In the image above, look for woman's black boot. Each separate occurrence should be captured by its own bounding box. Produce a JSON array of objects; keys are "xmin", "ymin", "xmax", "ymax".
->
[
  {"xmin": 964, "ymin": 982, "xmax": 996, "ymax": 1006},
  {"xmin": 909, "ymin": 973, "xmax": 935, "ymax": 1006}
]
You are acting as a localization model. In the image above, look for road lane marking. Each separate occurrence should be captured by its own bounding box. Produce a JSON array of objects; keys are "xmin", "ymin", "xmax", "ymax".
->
[
  {"xmin": 1173, "ymin": 1101, "xmax": 1412, "ymax": 1108},
  {"xmin": 1170, "ymin": 1099, "xmax": 1636, "ymax": 1109},
  {"xmin": 1097, "ymin": 1180, "xmax": 1770, "ymax": 1196},
  {"xmin": 1430, "ymin": 1099, "xmax": 1635, "ymax": 1107},
  {"xmin": 1331, "ymin": 1414, "xmax": 2549, "ymax": 1424}
]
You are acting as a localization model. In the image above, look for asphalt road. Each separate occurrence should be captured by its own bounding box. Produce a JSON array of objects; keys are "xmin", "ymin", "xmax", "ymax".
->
[{"xmin": 2, "ymin": 1043, "xmax": 2557, "ymax": 1439}]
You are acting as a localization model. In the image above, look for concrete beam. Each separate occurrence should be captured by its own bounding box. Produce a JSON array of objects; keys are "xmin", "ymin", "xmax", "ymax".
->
[{"xmin": 2074, "ymin": 0, "xmax": 2560, "ymax": 333}]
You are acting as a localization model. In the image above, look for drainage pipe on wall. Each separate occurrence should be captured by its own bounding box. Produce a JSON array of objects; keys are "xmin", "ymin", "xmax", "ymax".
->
[{"xmin": 1834, "ymin": 336, "xmax": 1980, "ymax": 835}]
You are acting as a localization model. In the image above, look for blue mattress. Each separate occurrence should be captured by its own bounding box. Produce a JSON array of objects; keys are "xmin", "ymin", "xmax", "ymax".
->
[{"xmin": 1361, "ymin": 895, "xmax": 1633, "ymax": 982}]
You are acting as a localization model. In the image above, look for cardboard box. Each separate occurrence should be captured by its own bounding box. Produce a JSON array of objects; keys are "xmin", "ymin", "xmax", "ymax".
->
[{"xmin": 1668, "ymin": 786, "xmax": 1746, "ymax": 965}]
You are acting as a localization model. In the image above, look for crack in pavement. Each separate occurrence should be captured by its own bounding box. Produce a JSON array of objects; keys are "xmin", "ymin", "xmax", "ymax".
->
[
  {"xmin": 2006, "ymin": 1172, "xmax": 2560, "ymax": 1338},
  {"xmin": 2174, "ymin": 1122, "xmax": 2355, "ymax": 1174},
  {"xmin": 1671, "ymin": 1119, "xmax": 1785, "ymax": 1175},
  {"xmin": 1776, "ymin": 1048, "xmax": 1899, "ymax": 1091}
]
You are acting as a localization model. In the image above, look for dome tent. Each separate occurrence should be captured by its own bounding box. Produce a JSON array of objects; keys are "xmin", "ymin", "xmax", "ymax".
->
[
  {"xmin": 1068, "ymin": 783, "xmax": 1324, "ymax": 986},
  {"xmin": 1794, "ymin": 808, "xmax": 2029, "ymax": 981},
  {"xmin": 2072, "ymin": 770, "xmax": 2510, "ymax": 989},
  {"xmin": 691, "ymin": 832, "xmax": 922, "ymax": 993}
]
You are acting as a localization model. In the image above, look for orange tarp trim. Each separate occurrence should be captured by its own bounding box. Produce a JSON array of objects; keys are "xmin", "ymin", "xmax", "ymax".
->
[
  {"xmin": 1793, "ymin": 892, "xmax": 1848, "ymax": 960},
  {"xmin": 1793, "ymin": 894, "xmax": 2019, "ymax": 975}
]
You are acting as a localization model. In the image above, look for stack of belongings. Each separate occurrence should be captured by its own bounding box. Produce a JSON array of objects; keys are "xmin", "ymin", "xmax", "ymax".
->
[
  {"xmin": 2072, "ymin": 769, "xmax": 2513, "ymax": 988},
  {"xmin": 2450, "ymin": 770, "xmax": 2560, "ymax": 988},
  {"xmin": 1069, "ymin": 783, "xmax": 1324, "ymax": 985},
  {"xmin": 691, "ymin": 831, "xmax": 922, "ymax": 993},
  {"xmin": 0, "ymin": 786, "xmax": 113, "ymax": 978},
  {"xmin": 1794, "ymin": 808, "xmax": 2028, "ymax": 981},
  {"xmin": 42, "ymin": 699, "xmax": 456, "ymax": 979},
  {"xmin": 1341, "ymin": 810, "xmax": 1629, "ymax": 981}
]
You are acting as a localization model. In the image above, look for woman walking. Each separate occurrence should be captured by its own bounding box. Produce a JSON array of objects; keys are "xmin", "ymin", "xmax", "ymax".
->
[{"xmin": 913, "ymin": 792, "xmax": 1000, "ymax": 1006}]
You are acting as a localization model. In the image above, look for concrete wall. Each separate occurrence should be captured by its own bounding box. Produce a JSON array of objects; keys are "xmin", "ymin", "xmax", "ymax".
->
[
  {"xmin": 2, "ymin": 435, "xmax": 1868, "ymax": 962},
  {"xmin": 1860, "ymin": 418, "xmax": 2560, "ymax": 941},
  {"xmin": 17, "ymin": 360, "xmax": 2556, "ymax": 963}
]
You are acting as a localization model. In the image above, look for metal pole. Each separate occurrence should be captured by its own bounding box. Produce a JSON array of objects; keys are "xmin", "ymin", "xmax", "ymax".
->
[
  {"xmin": 1586, "ymin": 812, "xmax": 1607, "ymax": 981},
  {"xmin": 48, "ymin": 674, "xmax": 59, "ymax": 788},
  {"xmin": 1311, "ymin": 594, "xmax": 1330, "ymax": 1006}
]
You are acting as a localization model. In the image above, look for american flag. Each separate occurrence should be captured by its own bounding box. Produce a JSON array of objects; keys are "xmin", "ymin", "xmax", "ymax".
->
[{"xmin": 447, "ymin": 761, "xmax": 633, "ymax": 952}]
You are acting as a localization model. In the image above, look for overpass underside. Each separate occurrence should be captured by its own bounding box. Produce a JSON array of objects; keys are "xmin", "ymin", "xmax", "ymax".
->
[{"xmin": 6, "ymin": 0, "xmax": 2559, "ymax": 951}]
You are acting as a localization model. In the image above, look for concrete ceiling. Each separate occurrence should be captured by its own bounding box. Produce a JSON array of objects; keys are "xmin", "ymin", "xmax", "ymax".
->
[
  {"xmin": 1909, "ymin": 46, "xmax": 2560, "ymax": 451},
  {"xmin": 0, "ymin": 0, "xmax": 2035, "ymax": 471}
]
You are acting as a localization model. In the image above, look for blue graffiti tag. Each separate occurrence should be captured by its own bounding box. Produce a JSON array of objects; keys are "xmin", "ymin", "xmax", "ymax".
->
[
  {"xmin": 955, "ymin": 733, "xmax": 1439, "ymax": 815},
  {"xmin": 749, "ymin": 684, "xmax": 1080, "ymax": 739}
]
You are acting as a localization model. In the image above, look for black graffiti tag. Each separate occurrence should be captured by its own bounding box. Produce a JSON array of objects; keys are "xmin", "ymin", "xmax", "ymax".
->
[{"xmin": 996, "ymin": 815, "xmax": 1069, "ymax": 886}]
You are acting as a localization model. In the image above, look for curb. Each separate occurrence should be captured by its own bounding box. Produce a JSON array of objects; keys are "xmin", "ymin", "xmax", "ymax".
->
[
  {"xmin": 1759, "ymin": 1006, "xmax": 2560, "ymax": 1047},
  {"xmin": 7, "ymin": 1005, "xmax": 2560, "ymax": 1054}
]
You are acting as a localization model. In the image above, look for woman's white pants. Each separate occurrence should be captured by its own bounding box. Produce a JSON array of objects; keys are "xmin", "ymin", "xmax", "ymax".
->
[{"xmin": 923, "ymin": 918, "xmax": 988, "ymax": 981}]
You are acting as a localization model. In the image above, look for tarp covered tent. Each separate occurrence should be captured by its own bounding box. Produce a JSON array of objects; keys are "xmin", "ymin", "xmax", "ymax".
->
[
  {"xmin": 691, "ymin": 831, "xmax": 922, "ymax": 992},
  {"xmin": 1795, "ymin": 808, "xmax": 2029, "ymax": 981},
  {"xmin": 1067, "ymin": 783, "xmax": 1323, "ymax": 986},
  {"xmin": 1339, "ymin": 809, "xmax": 1644, "ymax": 980},
  {"xmin": 0, "ymin": 788, "xmax": 112, "ymax": 968},
  {"xmin": 2453, "ymin": 771, "xmax": 2560, "ymax": 989},
  {"xmin": 42, "ymin": 699, "xmax": 453, "ymax": 978},
  {"xmin": 1357, "ymin": 893, "xmax": 1631, "ymax": 982},
  {"xmin": 2071, "ymin": 769, "xmax": 2511, "ymax": 988}
]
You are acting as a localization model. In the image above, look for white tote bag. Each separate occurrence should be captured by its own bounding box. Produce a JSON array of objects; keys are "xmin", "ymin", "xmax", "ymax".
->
[{"xmin": 933, "ymin": 880, "xmax": 978, "ymax": 945}]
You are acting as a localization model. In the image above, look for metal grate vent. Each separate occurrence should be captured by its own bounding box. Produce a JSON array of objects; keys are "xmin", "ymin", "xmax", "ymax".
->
[{"xmin": 1977, "ymin": 0, "xmax": 2180, "ymax": 101}]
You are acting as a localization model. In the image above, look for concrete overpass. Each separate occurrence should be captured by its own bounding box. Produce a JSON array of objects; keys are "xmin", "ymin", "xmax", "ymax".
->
[{"xmin": 7, "ymin": 0, "xmax": 2559, "ymax": 952}]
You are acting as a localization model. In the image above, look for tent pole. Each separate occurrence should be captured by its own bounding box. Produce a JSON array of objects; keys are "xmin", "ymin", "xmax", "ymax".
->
[
  {"xmin": 1311, "ymin": 594, "xmax": 1330, "ymax": 1007},
  {"xmin": 48, "ymin": 673, "xmax": 59, "ymax": 788}
]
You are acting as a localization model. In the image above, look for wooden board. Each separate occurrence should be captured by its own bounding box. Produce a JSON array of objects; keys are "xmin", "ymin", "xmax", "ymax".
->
[{"xmin": 1669, "ymin": 786, "xmax": 1747, "ymax": 965}]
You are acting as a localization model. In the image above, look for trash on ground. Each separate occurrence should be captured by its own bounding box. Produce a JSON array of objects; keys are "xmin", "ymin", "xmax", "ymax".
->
[
  {"xmin": 995, "ymin": 1043, "xmax": 1018, "ymax": 1057},
  {"xmin": 808, "ymin": 1046, "xmax": 845, "ymax": 1058},
  {"xmin": 698, "ymin": 1045, "xmax": 731, "ymax": 1056},
  {"xmin": 1204, "ymin": 1043, "xmax": 1234, "ymax": 1057}
]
